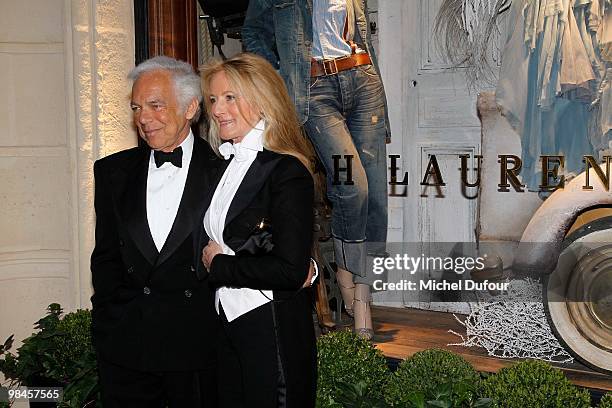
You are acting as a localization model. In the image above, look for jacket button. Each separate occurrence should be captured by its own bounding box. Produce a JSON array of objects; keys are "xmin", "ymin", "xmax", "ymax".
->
[
  {"xmin": 143, "ymin": 286, "xmax": 151, "ymax": 295},
  {"xmin": 190, "ymin": 265, "xmax": 196, "ymax": 272},
  {"xmin": 184, "ymin": 290, "xmax": 192, "ymax": 298},
  {"xmin": 127, "ymin": 266, "xmax": 134, "ymax": 274},
  {"xmin": 119, "ymin": 239, "xmax": 124, "ymax": 247}
]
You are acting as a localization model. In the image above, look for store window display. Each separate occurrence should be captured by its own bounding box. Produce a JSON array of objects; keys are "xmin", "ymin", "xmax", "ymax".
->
[{"xmin": 243, "ymin": 0, "xmax": 391, "ymax": 339}]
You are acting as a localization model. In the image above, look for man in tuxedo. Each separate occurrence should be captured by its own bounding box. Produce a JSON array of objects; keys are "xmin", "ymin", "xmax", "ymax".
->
[{"xmin": 90, "ymin": 56, "xmax": 221, "ymax": 407}]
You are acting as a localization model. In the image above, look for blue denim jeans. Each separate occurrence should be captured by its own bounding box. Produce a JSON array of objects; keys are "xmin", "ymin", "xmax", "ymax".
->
[{"xmin": 304, "ymin": 65, "xmax": 388, "ymax": 282}]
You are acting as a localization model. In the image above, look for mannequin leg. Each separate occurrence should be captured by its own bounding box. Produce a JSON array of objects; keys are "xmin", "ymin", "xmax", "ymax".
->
[
  {"xmin": 304, "ymin": 70, "xmax": 385, "ymax": 341},
  {"xmin": 353, "ymin": 283, "xmax": 373, "ymax": 340},
  {"xmin": 336, "ymin": 267, "xmax": 356, "ymax": 317}
]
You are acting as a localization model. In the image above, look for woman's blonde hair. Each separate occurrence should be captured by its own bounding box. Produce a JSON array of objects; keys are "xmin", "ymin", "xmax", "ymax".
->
[{"xmin": 201, "ymin": 53, "xmax": 316, "ymax": 175}]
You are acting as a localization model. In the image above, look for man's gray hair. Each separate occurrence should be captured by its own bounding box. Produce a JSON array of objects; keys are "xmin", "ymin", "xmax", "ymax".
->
[{"xmin": 128, "ymin": 56, "xmax": 202, "ymax": 121}]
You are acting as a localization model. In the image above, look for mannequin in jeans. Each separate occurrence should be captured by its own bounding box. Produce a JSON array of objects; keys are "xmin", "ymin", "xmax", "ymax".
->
[{"xmin": 243, "ymin": 0, "xmax": 391, "ymax": 339}]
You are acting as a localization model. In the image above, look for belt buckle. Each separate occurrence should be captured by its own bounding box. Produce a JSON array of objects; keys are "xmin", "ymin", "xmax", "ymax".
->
[{"xmin": 323, "ymin": 58, "xmax": 339, "ymax": 76}]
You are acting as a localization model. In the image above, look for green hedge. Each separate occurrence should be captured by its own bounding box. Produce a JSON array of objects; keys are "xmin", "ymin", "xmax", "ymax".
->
[
  {"xmin": 2, "ymin": 305, "xmax": 603, "ymax": 408},
  {"xmin": 385, "ymin": 348, "xmax": 488, "ymax": 407},
  {"xmin": 479, "ymin": 360, "xmax": 591, "ymax": 408},
  {"xmin": 599, "ymin": 393, "xmax": 612, "ymax": 408},
  {"xmin": 316, "ymin": 329, "xmax": 389, "ymax": 407},
  {"xmin": 0, "ymin": 304, "xmax": 98, "ymax": 408},
  {"xmin": 315, "ymin": 333, "xmax": 601, "ymax": 408},
  {"xmin": 50, "ymin": 309, "xmax": 93, "ymax": 382}
]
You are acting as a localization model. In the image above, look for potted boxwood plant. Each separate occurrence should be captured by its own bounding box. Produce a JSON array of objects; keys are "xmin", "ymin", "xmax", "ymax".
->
[{"xmin": 0, "ymin": 304, "xmax": 99, "ymax": 407}]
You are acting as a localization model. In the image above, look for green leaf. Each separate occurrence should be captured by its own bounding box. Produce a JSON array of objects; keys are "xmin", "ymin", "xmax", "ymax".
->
[
  {"xmin": 407, "ymin": 392, "xmax": 426, "ymax": 408},
  {"xmin": 432, "ymin": 382, "xmax": 451, "ymax": 399},
  {"xmin": 473, "ymin": 398, "xmax": 492, "ymax": 407},
  {"xmin": 0, "ymin": 335, "xmax": 14, "ymax": 355},
  {"xmin": 426, "ymin": 400, "xmax": 451, "ymax": 408}
]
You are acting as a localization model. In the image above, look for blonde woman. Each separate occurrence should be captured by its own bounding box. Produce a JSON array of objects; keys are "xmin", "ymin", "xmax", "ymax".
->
[{"xmin": 196, "ymin": 53, "xmax": 317, "ymax": 407}]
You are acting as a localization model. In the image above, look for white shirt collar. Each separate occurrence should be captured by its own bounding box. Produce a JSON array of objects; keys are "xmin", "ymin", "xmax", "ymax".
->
[
  {"xmin": 180, "ymin": 129, "xmax": 194, "ymax": 154},
  {"xmin": 218, "ymin": 120, "xmax": 265, "ymax": 161}
]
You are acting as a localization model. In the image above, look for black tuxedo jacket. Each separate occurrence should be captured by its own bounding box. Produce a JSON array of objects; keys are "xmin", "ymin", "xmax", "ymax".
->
[
  {"xmin": 195, "ymin": 150, "xmax": 317, "ymax": 406},
  {"xmin": 90, "ymin": 136, "xmax": 223, "ymax": 372}
]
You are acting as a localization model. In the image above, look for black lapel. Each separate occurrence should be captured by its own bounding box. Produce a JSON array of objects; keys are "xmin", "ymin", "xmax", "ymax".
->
[
  {"xmin": 156, "ymin": 137, "xmax": 224, "ymax": 267},
  {"xmin": 224, "ymin": 149, "xmax": 283, "ymax": 229},
  {"xmin": 112, "ymin": 146, "xmax": 159, "ymax": 265}
]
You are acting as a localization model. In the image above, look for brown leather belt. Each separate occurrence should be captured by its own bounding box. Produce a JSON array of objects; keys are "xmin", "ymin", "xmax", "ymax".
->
[{"xmin": 310, "ymin": 53, "xmax": 372, "ymax": 77}]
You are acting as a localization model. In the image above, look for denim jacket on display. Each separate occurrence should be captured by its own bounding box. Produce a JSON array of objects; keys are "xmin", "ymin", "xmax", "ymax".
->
[{"xmin": 242, "ymin": 0, "xmax": 391, "ymax": 142}]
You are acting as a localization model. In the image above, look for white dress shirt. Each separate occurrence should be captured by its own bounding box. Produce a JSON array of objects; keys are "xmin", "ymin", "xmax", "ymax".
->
[
  {"xmin": 204, "ymin": 121, "xmax": 274, "ymax": 322},
  {"xmin": 312, "ymin": 0, "xmax": 352, "ymax": 59},
  {"xmin": 311, "ymin": 0, "xmax": 365, "ymax": 59},
  {"xmin": 147, "ymin": 131, "xmax": 194, "ymax": 252}
]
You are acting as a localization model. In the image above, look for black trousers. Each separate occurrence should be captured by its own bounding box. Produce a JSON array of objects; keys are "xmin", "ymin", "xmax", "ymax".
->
[
  {"xmin": 97, "ymin": 357, "xmax": 218, "ymax": 408},
  {"xmin": 217, "ymin": 303, "xmax": 286, "ymax": 408}
]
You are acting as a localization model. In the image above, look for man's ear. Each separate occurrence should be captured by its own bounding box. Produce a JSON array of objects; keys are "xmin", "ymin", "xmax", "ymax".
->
[{"xmin": 185, "ymin": 98, "xmax": 199, "ymax": 121}]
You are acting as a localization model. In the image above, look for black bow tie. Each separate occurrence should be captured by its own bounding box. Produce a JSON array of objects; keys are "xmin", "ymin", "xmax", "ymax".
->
[{"xmin": 153, "ymin": 147, "xmax": 183, "ymax": 168}]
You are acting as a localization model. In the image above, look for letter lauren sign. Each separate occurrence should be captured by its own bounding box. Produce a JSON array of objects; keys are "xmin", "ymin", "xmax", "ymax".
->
[{"xmin": 330, "ymin": 154, "xmax": 611, "ymax": 197}]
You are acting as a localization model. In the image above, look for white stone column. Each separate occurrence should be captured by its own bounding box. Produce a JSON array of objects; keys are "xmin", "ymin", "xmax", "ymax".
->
[
  {"xmin": 0, "ymin": 0, "xmax": 135, "ymax": 350},
  {"xmin": 67, "ymin": 0, "xmax": 136, "ymax": 309}
]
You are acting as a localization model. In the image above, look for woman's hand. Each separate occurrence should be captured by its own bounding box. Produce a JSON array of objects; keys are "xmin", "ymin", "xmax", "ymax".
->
[
  {"xmin": 202, "ymin": 240, "xmax": 223, "ymax": 271},
  {"xmin": 302, "ymin": 259, "xmax": 316, "ymax": 288}
]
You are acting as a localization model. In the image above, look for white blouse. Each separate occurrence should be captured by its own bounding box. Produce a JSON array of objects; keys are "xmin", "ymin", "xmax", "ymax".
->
[{"xmin": 203, "ymin": 121, "xmax": 273, "ymax": 322}]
